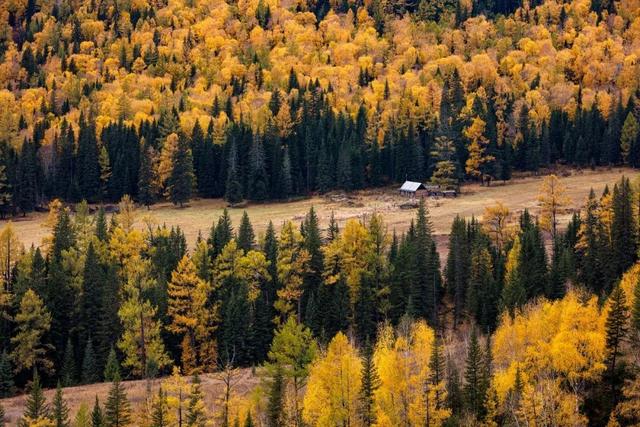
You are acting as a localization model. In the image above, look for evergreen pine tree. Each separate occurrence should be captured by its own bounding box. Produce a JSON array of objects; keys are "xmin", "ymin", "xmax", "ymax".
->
[
  {"xmin": 103, "ymin": 347, "xmax": 121, "ymax": 382},
  {"xmin": 237, "ymin": 211, "xmax": 255, "ymax": 252},
  {"xmin": 409, "ymin": 199, "xmax": 441, "ymax": 325},
  {"xmin": 209, "ymin": 209, "xmax": 234, "ymax": 258},
  {"xmin": 91, "ymin": 397, "xmax": 104, "ymax": 427},
  {"xmin": 248, "ymin": 135, "xmax": 269, "ymax": 201},
  {"xmin": 95, "ymin": 207, "xmax": 108, "ymax": 241},
  {"xmin": 464, "ymin": 330, "xmax": 487, "ymax": 419},
  {"xmin": 20, "ymin": 371, "xmax": 49, "ymax": 426},
  {"xmin": 429, "ymin": 336, "xmax": 446, "ymax": 410},
  {"xmin": 0, "ymin": 351, "xmax": 13, "ymax": 397},
  {"xmin": 611, "ymin": 177, "xmax": 636, "ymax": 276},
  {"xmin": 225, "ymin": 142, "xmax": 243, "ymax": 204},
  {"xmin": 281, "ymin": 146, "xmax": 293, "ymax": 198},
  {"xmin": 138, "ymin": 142, "xmax": 159, "ymax": 208},
  {"xmin": 104, "ymin": 374, "xmax": 131, "ymax": 427},
  {"xmin": 80, "ymin": 242, "xmax": 104, "ymax": 353},
  {"xmin": 266, "ymin": 364, "xmax": 285, "ymax": 427},
  {"xmin": 61, "ymin": 338, "xmax": 77, "ymax": 387},
  {"xmin": 359, "ymin": 343, "xmax": 379, "ymax": 427},
  {"xmin": 77, "ymin": 116, "xmax": 101, "ymax": 202},
  {"xmin": 52, "ymin": 382, "xmax": 70, "ymax": 427},
  {"xmin": 605, "ymin": 285, "xmax": 629, "ymax": 399},
  {"xmin": 82, "ymin": 338, "xmax": 99, "ymax": 385},
  {"xmin": 168, "ymin": 134, "xmax": 195, "ymax": 207},
  {"xmin": 445, "ymin": 216, "xmax": 469, "ymax": 326}
]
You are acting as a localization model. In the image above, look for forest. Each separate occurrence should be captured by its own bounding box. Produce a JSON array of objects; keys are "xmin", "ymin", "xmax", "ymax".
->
[
  {"xmin": 0, "ymin": 173, "xmax": 638, "ymax": 426},
  {"xmin": 0, "ymin": 0, "xmax": 638, "ymax": 212},
  {"xmin": 1, "ymin": 0, "xmax": 640, "ymax": 425}
]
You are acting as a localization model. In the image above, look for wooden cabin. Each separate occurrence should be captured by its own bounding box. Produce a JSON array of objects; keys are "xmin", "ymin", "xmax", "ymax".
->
[{"xmin": 399, "ymin": 181, "xmax": 427, "ymax": 197}]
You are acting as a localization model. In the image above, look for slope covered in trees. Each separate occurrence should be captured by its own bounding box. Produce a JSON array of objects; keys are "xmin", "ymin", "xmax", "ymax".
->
[
  {"xmin": 0, "ymin": 0, "xmax": 638, "ymax": 212},
  {"xmin": 0, "ymin": 174, "xmax": 640, "ymax": 425}
]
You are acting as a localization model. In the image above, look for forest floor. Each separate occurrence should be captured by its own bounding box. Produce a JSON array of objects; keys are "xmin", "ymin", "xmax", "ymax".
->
[
  {"xmin": 1, "ymin": 167, "xmax": 633, "ymax": 259},
  {"xmin": 0, "ymin": 368, "xmax": 260, "ymax": 424}
]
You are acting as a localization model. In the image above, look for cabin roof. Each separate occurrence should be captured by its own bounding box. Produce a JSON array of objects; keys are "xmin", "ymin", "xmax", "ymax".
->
[{"xmin": 399, "ymin": 181, "xmax": 426, "ymax": 192}]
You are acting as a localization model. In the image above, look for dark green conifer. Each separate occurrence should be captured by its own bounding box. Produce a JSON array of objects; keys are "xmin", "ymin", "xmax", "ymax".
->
[
  {"xmin": 168, "ymin": 134, "xmax": 195, "ymax": 207},
  {"xmin": 52, "ymin": 382, "xmax": 70, "ymax": 427},
  {"xmin": 463, "ymin": 330, "xmax": 487, "ymax": 419},
  {"xmin": 605, "ymin": 285, "xmax": 629, "ymax": 400},
  {"xmin": 266, "ymin": 364, "xmax": 284, "ymax": 427},
  {"xmin": 359, "ymin": 343, "xmax": 379, "ymax": 427},
  {"xmin": 103, "ymin": 347, "xmax": 121, "ymax": 383},
  {"xmin": 82, "ymin": 338, "xmax": 99, "ymax": 385},
  {"xmin": 21, "ymin": 371, "xmax": 49, "ymax": 425},
  {"xmin": 61, "ymin": 338, "xmax": 77, "ymax": 387},
  {"xmin": 237, "ymin": 211, "xmax": 255, "ymax": 252},
  {"xmin": 0, "ymin": 351, "xmax": 14, "ymax": 397},
  {"xmin": 104, "ymin": 374, "xmax": 131, "ymax": 427},
  {"xmin": 91, "ymin": 397, "xmax": 104, "ymax": 427}
]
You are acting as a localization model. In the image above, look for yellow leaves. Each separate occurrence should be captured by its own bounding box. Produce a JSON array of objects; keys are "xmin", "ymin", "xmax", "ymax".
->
[
  {"xmin": 518, "ymin": 378, "xmax": 588, "ymax": 426},
  {"xmin": 537, "ymin": 175, "xmax": 571, "ymax": 237},
  {"xmin": 322, "ymin": 219, "xmax": 371, "ymax": 302},
  {"xmin": 464, "ymin": 116, "xmax": 494, "ymax": 180},
  {"xmin": 482, "ymin": 202, "xmax": 513, "ymax": 252},
  {"xmin": 493, "ymin": 291, "xmax": 606, "ymax": 403},
  {"xmin": 373, "ymin": 320, "xmax": 449, "ymax": 426},
  {"xmin": 302, "ymin": 332, "xmax": 362, "ymax": 427},
  {"xmin": 237, "ymin": 250, "xmax": 271, "ymax": 302}
]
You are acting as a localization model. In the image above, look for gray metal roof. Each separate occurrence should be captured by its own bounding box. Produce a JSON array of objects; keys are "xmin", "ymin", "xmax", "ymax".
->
[{"xmin": 399, "ymin": 181, "xmax": 425, "ymax": 192}]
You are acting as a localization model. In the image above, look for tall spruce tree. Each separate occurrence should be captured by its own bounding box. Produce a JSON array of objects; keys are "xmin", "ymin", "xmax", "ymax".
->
[
  {"xmin": 20, "ymin": 371, "xmax": 49, "ymax": 426},
  {"xmin": 168, "ymin": 134, "xmax": 195, "ymax": 207},
  {"xmin": 82, "ymin": 338, "xmax": 99, "ymax": 385},
  {"xmin": 104, "ymin": 374, "xmax": 131, "ymax": 427},
  {"xmin": 248, "ymin": 135, "xmax": 269, "ymax": 201},
  {"xmin": 52, "ymin": 382, "xmax": 71, "ymax": 427},
  {"xmin": 605, "ymin": 285, "xmax": 629, "ymax": 399},
  {"xmin": 237, "ymin": 211, "xmax": 255, "ymax": 252},
  {"xmin": 91, "ymin": 397, "xmax": 104, "ymax": 427},
  {"xmin": 611, "ymin": 177, "xmax": 636, "ymax": 276},
  {"xmin": 464, "ymin": 330, "xmax": 487, "ymax": 419},
  {"xmin": 61, "ymin": 337, "xmax": 77, "ymax": 387},
  {"xmin": 225, "ymin": 142, "xmax": 243, "ymax": 204},
  {"xmin": 446, "ymin": 216, "xmax": 470, "ymax": 326},
  {"xmin": 77, "ymin": 115, "xmax": 101, "ymax": 201},
  {"xmin": 409, "ymin": 199, "xmax": 441, "ymax": 325},
  {"xmin": 0, "ymin": 351, "xmax": 13, "ymax": 397},
  {"xmin": 138, "ymin": 141, "xmax": 159, "ymax": 208},
  {"xmin": 266, "ymin": 364, "xmax": 284, "ymax": 427},
  {"xmin": 359, "ymin": 343, "xmax": 379, "ymax": 427}
]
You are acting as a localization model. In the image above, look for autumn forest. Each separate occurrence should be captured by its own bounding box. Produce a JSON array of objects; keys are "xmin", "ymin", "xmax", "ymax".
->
[{"xmin": 1, "ymin": 0, "xmax": 640, "ymax": 425}]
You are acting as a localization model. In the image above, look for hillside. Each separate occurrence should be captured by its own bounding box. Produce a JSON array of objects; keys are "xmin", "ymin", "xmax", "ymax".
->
[
  {"xmin": 2, "ymin": 0, "xmax": 640, "ymax": 425},
  {"xmin": 0, "ymin": 0, "xmax": 638, "ymax": 215}
]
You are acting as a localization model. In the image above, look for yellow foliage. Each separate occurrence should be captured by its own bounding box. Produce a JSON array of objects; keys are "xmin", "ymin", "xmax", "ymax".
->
[
  {"xmin": 303, "ymin": 332, "xmax": 362, "ymax": 426},
  {"xmin": 493, "ymin": 292, "xmax": 606, "ymax": 404}
]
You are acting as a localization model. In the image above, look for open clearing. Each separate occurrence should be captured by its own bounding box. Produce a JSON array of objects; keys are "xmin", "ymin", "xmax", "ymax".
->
[{"xmin": 1, "ymin": 168, "xmax": 634, "ymax": 254}]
